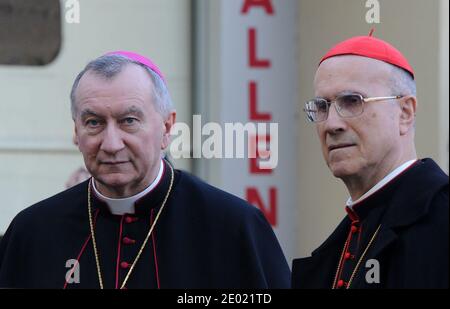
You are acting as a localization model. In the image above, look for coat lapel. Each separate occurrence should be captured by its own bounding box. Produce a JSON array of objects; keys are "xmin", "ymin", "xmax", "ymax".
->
[
  {"xmin": 350, "ymin": 227, "xmax": 397, "ymax": 288},
  {"xmin": 349, "ymin": 159, "xmax": 448, "ymax": 288}
]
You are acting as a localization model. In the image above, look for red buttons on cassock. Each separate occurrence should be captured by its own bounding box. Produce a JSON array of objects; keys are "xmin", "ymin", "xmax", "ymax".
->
[
  {"xmin": 125, "ymin": 216, "xmax": 138, "ymax": 224},
  {"xmin": 337, "ymin": 280, "xmax": 346, "ymax": 288},
  {"xmin": 344, "ymin": 252, "xmax": 352, "ymax": 260},
  {"xmin": 122, "ymin": 237, "xmax": 136, "ymax": 245},
  {"xmin": 120, "ymin": 261, "xmax": 130, "ymax": 269},
  {"xmin": 351, "ymin": 225, "xmax": 358, "ymax": 233}
]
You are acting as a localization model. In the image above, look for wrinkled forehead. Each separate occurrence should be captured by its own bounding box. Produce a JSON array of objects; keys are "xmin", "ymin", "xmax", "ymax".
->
[{"xmin": 314, "ymin": 55, "xmax": 393, "ymax": 97}]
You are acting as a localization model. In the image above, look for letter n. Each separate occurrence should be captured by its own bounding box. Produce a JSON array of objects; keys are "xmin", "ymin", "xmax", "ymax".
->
[{"xmin": 246, "ymin": 187, "xmax": 277, "ymax": 226}]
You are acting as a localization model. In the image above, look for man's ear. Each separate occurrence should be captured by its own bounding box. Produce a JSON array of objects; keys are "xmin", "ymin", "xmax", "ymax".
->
[
  {"xmin": 399, "ymin": 95, "xmax": 417, "ymax": 135},
  {"xmin": 73, "ymin": 125, "xmax": 79, "ymax": 146},
  {"xmin": 161, "ymin": 111, "xmax": 176, "ymax": 150}
]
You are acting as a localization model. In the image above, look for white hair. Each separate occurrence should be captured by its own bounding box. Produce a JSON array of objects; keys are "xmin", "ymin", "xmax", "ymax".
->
[{"xmin": 389, "ymin": 65, "xmax": 417, "ymax": 97}]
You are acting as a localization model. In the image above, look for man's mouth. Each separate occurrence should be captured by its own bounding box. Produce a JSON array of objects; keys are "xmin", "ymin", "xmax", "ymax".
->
[
  {"xmin": 101, "ymin": 161, "xmax": 129, "ymax": 165},
  {"xmin": 328, "ymin": 143, "xmax": 356, "ymax": 152}
]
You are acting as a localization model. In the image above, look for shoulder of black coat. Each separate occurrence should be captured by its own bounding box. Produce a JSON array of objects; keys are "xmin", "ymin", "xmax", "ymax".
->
[
  {"xmin": 173, "ymin": 170, "xmax": 264, "ymax": 220},
  {"xmin": 10, "ymin": 179, "xmax": 89, "ymax": 228}
]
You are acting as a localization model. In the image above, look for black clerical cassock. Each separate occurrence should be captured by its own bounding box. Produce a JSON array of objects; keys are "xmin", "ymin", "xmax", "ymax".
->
[
  {"xmin": 0, "ymin": 160, "xmax": 290, "ymax": 288},
  {"xmin": 292, "ymin": 158, "xmax": 448, "ymax": 289}
]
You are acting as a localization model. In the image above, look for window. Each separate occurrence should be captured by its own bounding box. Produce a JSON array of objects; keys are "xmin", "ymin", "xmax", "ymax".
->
[{"xmin": 0, "ymin": 0, "xmax": 61, "ymax": 66}]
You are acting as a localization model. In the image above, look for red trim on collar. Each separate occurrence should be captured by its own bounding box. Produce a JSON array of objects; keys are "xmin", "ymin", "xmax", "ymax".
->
[
  {"xmin": 115, "ymin": 216, "xmax": 125, "ymax": 289},
  {"xmin": 335, "ymin": 229, "xmax": 354, "ymax": 288},
  {"xmin": 151, "ymin": 209, "xmax": 161, "ymax": 289},
  {"xmin": 345, "ymin": 206, "xmax": 360, "ymax": 222}
]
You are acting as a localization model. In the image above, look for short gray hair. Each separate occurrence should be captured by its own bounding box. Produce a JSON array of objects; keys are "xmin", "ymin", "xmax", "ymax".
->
[
  {"xmin": 389, "ymin": 65, "xmax": 417, "ymax": 97},
  {"xmin": 70, "ymin": 54, "xmax": 173, "ymax": 119}
]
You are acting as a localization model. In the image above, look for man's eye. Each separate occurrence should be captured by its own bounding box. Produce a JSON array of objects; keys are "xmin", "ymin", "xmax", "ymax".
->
[
  {"xmin": 316, "ymin": 101, "xmax": 328, "ymax": 112},
  {"xmin": 122, "ymin": 117, "xmax": 138, "ymax": 125},
  {"xmin": 86, "ymin": 119, "xmax": 101, "ymax": 127}
]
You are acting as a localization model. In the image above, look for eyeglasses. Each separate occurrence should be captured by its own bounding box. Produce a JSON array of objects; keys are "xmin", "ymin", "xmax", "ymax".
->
[{"xmin": 303, "ymin": 94, "xmax": 403, "ymax": 123}]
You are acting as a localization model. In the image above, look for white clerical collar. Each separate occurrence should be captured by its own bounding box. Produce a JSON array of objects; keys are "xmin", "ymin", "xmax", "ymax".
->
[
  {"xmin": 346, "ymin": 159, "xmax": 418, "ymax": 208},
  {"xmin": 92, "ymin": 159, "xmax": 164, "ymax": 215}
]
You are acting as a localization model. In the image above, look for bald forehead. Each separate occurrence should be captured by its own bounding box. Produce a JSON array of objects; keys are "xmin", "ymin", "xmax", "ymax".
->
[
  {"xmin": 316, "ymin": 55, "xmax": 394, "ymax": 80},
  {"xmin": 314, "ymin": 55, "xmax": 394, "ymax": 96}
]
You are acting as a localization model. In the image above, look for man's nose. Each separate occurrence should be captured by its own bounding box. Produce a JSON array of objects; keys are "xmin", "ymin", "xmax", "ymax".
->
[
  {"xmin": 100, "ymin": 124, "xmax": 125, "ymax": 154},
  {"xmin": 323, "ymin": 103, "xmax": 347, "ymax": 134}
]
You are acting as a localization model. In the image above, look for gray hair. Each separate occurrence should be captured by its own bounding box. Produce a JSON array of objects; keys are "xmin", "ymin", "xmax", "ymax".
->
[
  {"xmin": 389, "ymin": 65, "xmax": 417, "ymax": 97},
  {"xmin": 70, "ymin": 54, "xmax": 174, "ymax": 119}
]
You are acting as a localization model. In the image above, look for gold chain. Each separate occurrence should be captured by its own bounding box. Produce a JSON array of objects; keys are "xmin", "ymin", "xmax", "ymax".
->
[
  {"xmin": 87, "ymin": 183, "xmax": 104, "ymax": 289},
  {"xmin": 332, "ymin": 224, "xmax": 381, "ymax": 289},
  {"xmin": 88, "ymin": 163, "xmax": 174, "ymax": 289}
]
